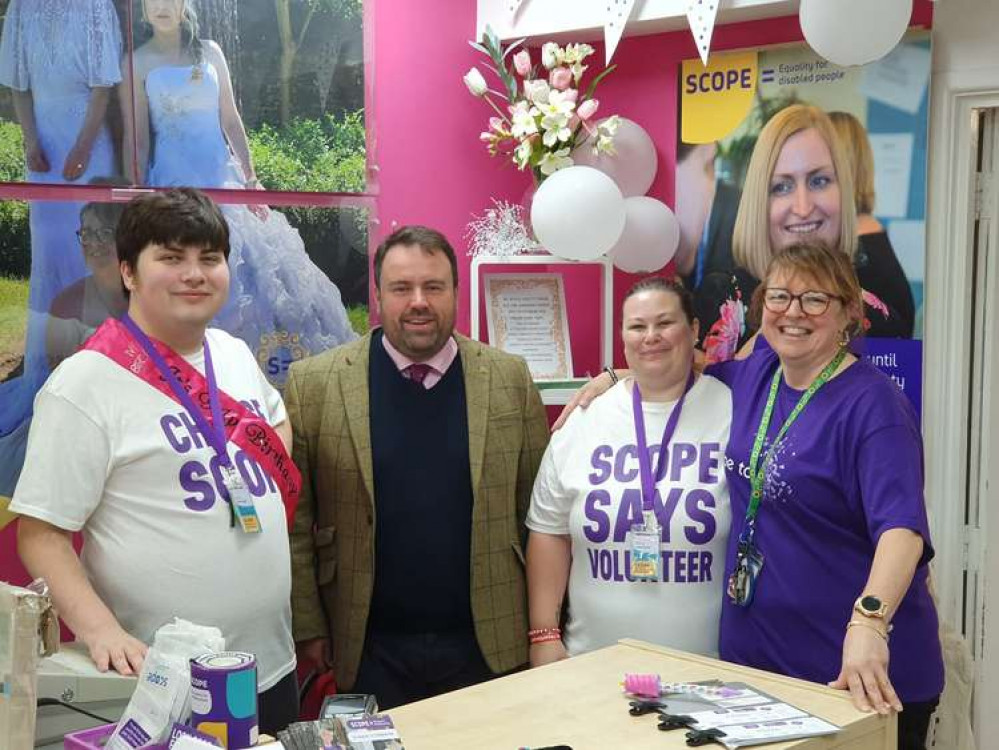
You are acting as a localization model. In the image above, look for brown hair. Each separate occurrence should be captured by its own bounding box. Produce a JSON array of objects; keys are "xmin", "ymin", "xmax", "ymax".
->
[
  {"xmin": 623, "ymin": 276, "xmax": 696, "ymax": 326},
  {"xmin": 373, "ymin": 225, "xmax": 459, "ymax": 289},
  {"xmin": 829, "ymin": 111, "xmax": 876, "ymax": 216},
  {"xmin": 749, "ymin": 241, "xmax": 864, "ymax": 339},
  {"xmin": 733, "ymin": 105, "xmax": 858, "ymax": 280},
  {"xmin": 116, "ymin": 188, "xmax": 230, "ymax": 297}
]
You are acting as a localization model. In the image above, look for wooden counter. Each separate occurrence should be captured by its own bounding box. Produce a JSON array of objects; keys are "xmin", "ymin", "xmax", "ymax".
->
[{"xmin": 389, "ymin": 639, "xmax": 896, "ymax": 749}]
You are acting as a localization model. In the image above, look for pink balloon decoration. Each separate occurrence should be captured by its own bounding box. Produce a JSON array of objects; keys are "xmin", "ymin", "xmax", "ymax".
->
[
  {"xmin": 608, "ymin": 196, "xmax": 679, "ymax": 273},
  {"xmin": 571, "ymin": 117, "xmax": 658, "ymax": 197}
]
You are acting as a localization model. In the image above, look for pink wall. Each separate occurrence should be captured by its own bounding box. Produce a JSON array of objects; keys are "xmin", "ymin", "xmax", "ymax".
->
[
  {"xmin": 0, "ymin": 0, "xmax": 934, "ymax": 588},
  {"xmin": 373, "ymin": 1, "xmax": 933, "ymax": 365}
]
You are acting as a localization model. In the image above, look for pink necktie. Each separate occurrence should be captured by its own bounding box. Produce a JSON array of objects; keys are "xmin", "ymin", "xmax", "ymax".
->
[{"xmin": 405, "ymin": 363, "xmax": 432, "ymax": 385}]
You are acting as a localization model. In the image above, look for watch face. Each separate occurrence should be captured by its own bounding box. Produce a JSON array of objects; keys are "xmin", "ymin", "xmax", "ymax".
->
[{"xmin": 861, "ymin": 595, "xmax": 883, "ymax": 612}]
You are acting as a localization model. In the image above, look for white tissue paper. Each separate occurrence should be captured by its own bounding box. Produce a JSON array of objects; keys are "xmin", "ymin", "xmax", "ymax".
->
[{"xmin": 105, "ymin": 618, "xmax": 224, "ymax": 750}]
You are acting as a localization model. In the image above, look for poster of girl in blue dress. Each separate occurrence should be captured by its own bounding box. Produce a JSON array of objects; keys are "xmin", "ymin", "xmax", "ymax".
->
[{"xmin": 0, "ymin": 0, "xmax": 368, "ymax": 498}]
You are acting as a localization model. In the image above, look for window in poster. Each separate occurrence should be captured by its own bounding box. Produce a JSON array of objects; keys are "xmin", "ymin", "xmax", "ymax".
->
[{"xmin": 484, "ymin": 273, "xmax": 573, "ymax": 381}]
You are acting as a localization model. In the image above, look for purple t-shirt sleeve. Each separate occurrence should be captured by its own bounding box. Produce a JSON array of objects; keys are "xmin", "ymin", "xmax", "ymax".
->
[
  {"xmin": 705, "ymin": 358, "xmax": 745, "ymax": 387},
  {"xmin": 853, "ymin": 391, "xmax": 935, "ymax": 567}
]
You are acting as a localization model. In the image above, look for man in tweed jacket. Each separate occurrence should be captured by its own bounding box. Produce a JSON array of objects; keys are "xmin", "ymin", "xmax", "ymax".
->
[{"xmin": 286, "ymin": 225, "xmax": 549, "ymax": 707}]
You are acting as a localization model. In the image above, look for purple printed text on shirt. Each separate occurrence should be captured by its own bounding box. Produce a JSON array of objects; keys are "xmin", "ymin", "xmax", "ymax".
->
[
  {"xmin": 158, "ymin": 398, "xmax": 277, "ymax": 511},
  {"xmin": 588, "ymin": 442, "xmax": 723, "ymax": 485},
  {"xmin": 581, "ymin": 442, "xmax": 723, "ymax": 585}
]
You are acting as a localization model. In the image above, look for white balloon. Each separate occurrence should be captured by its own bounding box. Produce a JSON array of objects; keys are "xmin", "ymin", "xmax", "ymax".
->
[
  {"xmin": 608, "ymin": 196, "xmax": 679, "ymax": 273},
  {"xmin": 530, "ymin": 166, "xmax": 625, "ymax": 261},
  {"xmin": 800, "ymin": 0, "xmax": 911, "ymax": 67},
  {"xmin": 571, "ymin": 117, "xmax": 658, "ymax": 197}
]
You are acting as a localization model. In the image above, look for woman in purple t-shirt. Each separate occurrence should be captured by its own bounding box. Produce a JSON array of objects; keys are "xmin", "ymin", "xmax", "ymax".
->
[
  {"xmin": 558, "ymin": 243, "xmax": 943, "ymax": 750},
  {"xmin": 709, "ymin": 242, "xmax": 942, "ymax": 750}
]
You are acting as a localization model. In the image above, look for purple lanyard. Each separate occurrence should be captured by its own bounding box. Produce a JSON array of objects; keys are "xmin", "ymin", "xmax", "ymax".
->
[
  {"xmin": 632, "ymin": 371, "xmax": 695, "ymax": 512},
  {"xmin": 122, "ymin": 315, "xmax": 231, "ymax": 468}
]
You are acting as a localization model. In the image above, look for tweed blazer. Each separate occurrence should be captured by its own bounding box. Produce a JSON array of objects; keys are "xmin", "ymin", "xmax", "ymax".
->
[{"xmin": 285, "ymin": 331, "xmax": 549, "ymax": 690}]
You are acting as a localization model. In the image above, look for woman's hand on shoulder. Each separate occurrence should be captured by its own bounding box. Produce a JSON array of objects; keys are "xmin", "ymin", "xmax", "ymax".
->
[
  {"xmin": 828, "ymin": 623, "xmax": 901, "ymax": 715},
  {"xmin": 529, "ymin": 639, "xmax": 569, "ymax": 668}
]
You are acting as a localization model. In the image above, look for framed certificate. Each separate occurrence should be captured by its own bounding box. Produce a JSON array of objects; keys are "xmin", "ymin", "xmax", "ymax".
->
[{"xmin": 483, "ymin": 273, "xmax": 573, "ymax": 380}]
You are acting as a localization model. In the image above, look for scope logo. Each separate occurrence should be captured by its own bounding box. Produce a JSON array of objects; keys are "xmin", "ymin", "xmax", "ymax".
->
[{"xmin": 680, "ymin": 50, "xmax": 758, "ymax": 144}]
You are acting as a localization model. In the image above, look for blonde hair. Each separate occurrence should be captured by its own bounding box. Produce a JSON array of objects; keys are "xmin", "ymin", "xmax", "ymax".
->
[
  {"xmin": 733, "ymin": 105, "xmax": 858, "ymax": 281},
  {"xmin": 829, "ymin": 111, "xmax": 876, "ymax": 215},
  {"xmin": 749, "ymin": 241, "xmax": 865, "ymax": 340}
]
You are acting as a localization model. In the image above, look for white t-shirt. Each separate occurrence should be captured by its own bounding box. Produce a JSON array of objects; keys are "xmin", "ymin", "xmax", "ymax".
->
[
  {"xmin": 527, "ymin": 375, "xmax": 732, "ymax": 657},
  {"xmin": 11, "ymin": 328, "xmax": 294, "ymax": 689}
]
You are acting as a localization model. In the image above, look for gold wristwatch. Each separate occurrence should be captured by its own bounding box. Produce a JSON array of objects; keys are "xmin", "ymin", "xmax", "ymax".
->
[{"xmin": 853, "ymin": 594, "xmax": 889, "ymax": 620}]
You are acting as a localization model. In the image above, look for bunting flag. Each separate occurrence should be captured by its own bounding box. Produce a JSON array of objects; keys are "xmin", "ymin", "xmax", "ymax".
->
[
  {"xmin": 507, "ymin": 0, "xmax": 527, "ymax": 19},
  {"xmin": 604, "ymin": 0, "xmax": 639, "ymax": 64},
  {"xmin": 686, "ymin": 0, "xmax": 722, "ymax": 66}
]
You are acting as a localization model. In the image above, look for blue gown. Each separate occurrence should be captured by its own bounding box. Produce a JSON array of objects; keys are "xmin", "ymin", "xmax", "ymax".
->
[
  {"xmin": 144, "ymin": 62, "xmax": 357, "ymax": 383},
  {"xmin": 0, "ymin": 0, "xmax": 121, "ymax": 496}
]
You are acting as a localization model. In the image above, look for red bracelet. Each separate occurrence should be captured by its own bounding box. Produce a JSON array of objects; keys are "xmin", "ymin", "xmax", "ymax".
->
[
  {"xmin": 530, "ymin": 633, "xmax": 562, "ymax": 645},
  {"xmin": 528, "ymin": 627, "xmax": 562, "ymax": 644}
]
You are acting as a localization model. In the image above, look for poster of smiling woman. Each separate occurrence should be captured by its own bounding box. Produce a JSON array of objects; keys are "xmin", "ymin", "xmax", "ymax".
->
[{"xmin": 674, "ymin": 33, "xmax": 931, "ymax": 416}]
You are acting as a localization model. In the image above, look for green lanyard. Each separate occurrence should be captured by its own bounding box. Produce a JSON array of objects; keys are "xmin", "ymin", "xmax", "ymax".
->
[{"xmin": 745, "ymin": 348, "xmax": 847, "ymax": 524}]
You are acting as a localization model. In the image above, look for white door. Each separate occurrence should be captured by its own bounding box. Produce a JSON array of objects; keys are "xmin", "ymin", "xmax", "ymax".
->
[
  {"xmin": 974, "ymin": 106, "xmax": 999, "ymax": 743},
  {"xmin": 963, "ymin": 106, "xmax": 999, "ymax": 741}
]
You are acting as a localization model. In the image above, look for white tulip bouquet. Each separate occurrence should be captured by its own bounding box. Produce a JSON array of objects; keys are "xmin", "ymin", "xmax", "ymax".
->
[{"xmin": 464, "ymin": 26, "xmax": 620, "ymax": 181}]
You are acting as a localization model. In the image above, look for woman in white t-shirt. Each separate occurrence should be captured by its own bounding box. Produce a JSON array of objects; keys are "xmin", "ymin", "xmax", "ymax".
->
[{"xmin": 526, "ymin": 278, "xmax": 732, "ymax": 666}]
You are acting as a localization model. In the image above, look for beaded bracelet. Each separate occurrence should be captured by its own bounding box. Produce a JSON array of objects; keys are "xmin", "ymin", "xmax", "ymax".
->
[{"xmin": 528, "ymin": 626, "xmax": 562, "ymax": 644}]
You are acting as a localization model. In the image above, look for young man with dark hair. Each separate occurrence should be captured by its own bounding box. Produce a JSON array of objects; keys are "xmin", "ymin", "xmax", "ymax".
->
[
  {"xmin": 11, "ymin": 188, "xmax": 301, "ymax": 733},
  {"xmin": 287, "ymin": 224, "xmax": 549, "ymax": 708}
]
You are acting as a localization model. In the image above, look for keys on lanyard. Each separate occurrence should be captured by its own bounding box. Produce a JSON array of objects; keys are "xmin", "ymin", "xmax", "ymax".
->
[
  {"xmin": 727, "ymin": 521, "xmax": 765, "ymax": 607},
  {"xmin": 122, "ymin": 316, "xmax": 262, "ymax": 534},
  {"xmin": 726, "ymin": 348, "xmax": 847, "ymax": 607},
  {"xmin": 629, "ymin": 372, "xmax": 695, "ymax": 582}
]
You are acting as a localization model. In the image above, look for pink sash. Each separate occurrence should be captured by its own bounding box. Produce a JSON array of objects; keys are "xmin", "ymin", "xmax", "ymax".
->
[{"xmin": 83, "ymin": 319, "xmax": 301, "ymax": 529}]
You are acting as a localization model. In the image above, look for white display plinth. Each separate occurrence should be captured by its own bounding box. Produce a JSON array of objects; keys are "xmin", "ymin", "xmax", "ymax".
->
[{"xmin": 470, "ymin": 253, "xmax": 614, "ymax": 405}]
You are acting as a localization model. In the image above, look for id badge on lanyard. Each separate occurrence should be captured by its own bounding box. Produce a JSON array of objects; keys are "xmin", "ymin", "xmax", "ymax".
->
[
  {"xmin": 122, "ymin": 316, "xmax": 262, "ymax": 534},
  {"xmin": 224, "ymin": 465, "xmax": 262, "ymax": 534},
  {"xmin": 630, "ymin": 374, "xmax": 693, "ymax": 583},
  {"xmin": 629, "ymin": 509, "xmax": 661, "ymax": 581}
]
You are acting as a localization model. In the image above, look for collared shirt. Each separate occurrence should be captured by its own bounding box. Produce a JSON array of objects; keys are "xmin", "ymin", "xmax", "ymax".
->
[{"xmin": 380, "ymin": 331, "xmax": 459, "ymax": 389}]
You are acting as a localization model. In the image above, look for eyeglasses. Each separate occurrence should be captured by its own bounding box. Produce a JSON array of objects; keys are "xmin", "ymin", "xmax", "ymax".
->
[
  {"xmin": 763, "ymin": 288, "xmax": 841, "ymax": 316},
  {"xmin": 76, "ymin": 228, "xmax": 115, "ymax": 245}
]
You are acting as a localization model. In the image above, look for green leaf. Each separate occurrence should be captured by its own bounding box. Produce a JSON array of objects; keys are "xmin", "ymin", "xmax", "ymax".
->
[
  {"xmin": 583, "ymin": 63, "xmax": 617, "ymax": 100},
  {"xmin": 502, "ymin": 38, "xmax": 527, "ymax": 60},
  {"xmin": 469, "ymin": 41, "xmax": 490, "ymax": 55},
  {"xmin": 485, "ymin": 25, "xmax": 501, "ymax": 51}
]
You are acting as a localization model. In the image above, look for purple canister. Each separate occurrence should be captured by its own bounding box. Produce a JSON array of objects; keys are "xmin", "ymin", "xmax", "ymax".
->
[{"xmin": 189, "ymin": 652, "xmax": 258, "ymax": 749}]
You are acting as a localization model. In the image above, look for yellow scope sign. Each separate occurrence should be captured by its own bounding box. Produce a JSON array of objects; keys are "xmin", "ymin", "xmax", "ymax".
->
[{"xmin": 681, "ymin": 51, "xmax": 758, "ymax": 144}]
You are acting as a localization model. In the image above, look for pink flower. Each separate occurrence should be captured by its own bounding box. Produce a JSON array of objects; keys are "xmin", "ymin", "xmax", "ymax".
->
[
  {"xmin": 704, "ymin": 298, "xmax": 746, "ymax": 365},
  {"xmin": 513, "ymin": 49, "xmax": 532, "ymax": 77},
  {"xmin": 549, "ymin": 66, "xmax": 572, "ymax": 91},
  {"xmin": 577, "ymin": 98, "xmax": 599, "ymax": 120},
  {"xmin": 862, "ymin": 289, "xmax": 890, "ymax": 319},
  {"xmin": 562, "ymin": 88, "xmax": 579, "ymax": 103}
]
